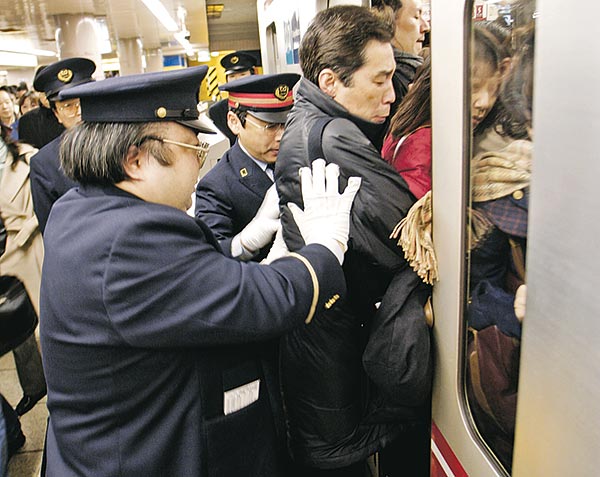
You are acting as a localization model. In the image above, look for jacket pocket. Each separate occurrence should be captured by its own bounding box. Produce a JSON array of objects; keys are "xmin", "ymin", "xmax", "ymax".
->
[{"xmin": 203, "ymin": 395, "xmax": 281, "ymax": 477}]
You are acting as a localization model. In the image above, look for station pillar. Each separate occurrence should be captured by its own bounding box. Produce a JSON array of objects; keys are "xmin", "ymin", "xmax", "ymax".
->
[
  {"xmin": 144, "ymin": 48, "xmax": 164, "ymax": 72},
  {"xmin": 54, "ymin": 14, "xmax": 104, "ymax": 80},
  {"xmin": 117, "ymin": 38, "xmax": 144, "ymax": 75}
]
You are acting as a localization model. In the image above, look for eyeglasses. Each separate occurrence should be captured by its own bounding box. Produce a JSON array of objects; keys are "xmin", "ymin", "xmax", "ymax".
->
[
  {"xmin": 140, "ymin": 135, "xmax": 209, "ymax": 165},
  {"xmin": 244, "ymin": 115, "xmax": 285, "ymax": 133},
  {"xmin": 56, "ymin": 99, "xmax": 81, "ymax": 118}
]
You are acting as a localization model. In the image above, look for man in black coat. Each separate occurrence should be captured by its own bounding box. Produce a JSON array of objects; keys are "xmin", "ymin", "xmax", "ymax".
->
[
  {"xmin": 208, "ymin": 51, "xmax": 257, "ymax": 146},
  {"xmin": 40, "ymin": 65, "xmax": 360, "ymax": 476},
  {"xmin": 28, "ymin": 57, "xmax": 96, "ymax": 233},
  {"xmin": 196, "ymin": 73, "xmax": 300, "ymax": 262},
  {"xmin": 276, "ymin": 6, "xmax": 433, "ymax": 476}
]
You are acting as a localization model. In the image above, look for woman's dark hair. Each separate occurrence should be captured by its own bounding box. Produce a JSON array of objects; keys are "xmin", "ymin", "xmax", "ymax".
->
[
  {"xmin": 1, "ymin": 124, "xmax": 23, "ymax": 170},
  {"xmin": 18, "ymin": 91, "xmax": 40, "ymax": 111},
  {"xmin": 472, "ymin": 24, "xmax": 504, "ymax": 136},
  {"xmin": 495, "ymin": 23, "xmax": 535, "ymax": 139},
  {"xmin": 300, "ymin": 6, "xmax": 393, "ymax": 86},
  {"xmin": 388, "ymin": 54, "xmax": 431, "ymax": 139}
]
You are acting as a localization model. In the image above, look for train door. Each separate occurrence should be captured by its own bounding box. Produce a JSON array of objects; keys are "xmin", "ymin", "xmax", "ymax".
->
[{"xmin": 431, "ymin": 0, "xmax": 600, "ymax": 475}]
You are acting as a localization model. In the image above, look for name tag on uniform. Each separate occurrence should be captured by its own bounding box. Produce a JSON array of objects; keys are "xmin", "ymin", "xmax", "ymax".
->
[{"xmin": 223, "ymin": 379, "xmax": 260, "ymax": 415}]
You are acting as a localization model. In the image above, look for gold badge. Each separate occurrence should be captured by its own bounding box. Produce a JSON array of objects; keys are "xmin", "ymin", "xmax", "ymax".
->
[
  {"xmin": 155, "ymin": 107, "xmax": 167, "ymax": 118},
  {"xmin": 274, "ymin": 85, "xmax": 289, "ymax": 101},
  {"xmin": 230, "ymin": 56, "xmax": 239, "ymax": 64},
  {"xmin": 240, "ymin": 168, "xmax": 248, "ymax": 177},
  {"xmin": 57, "ymin": 68, "xmax": 74, "ymax": 83}
]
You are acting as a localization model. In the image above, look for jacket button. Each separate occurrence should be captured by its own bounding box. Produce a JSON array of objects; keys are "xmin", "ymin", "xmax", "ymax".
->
[{"xmin": 512, "ymin": 190, "xmax": 524, "ymax": 200}]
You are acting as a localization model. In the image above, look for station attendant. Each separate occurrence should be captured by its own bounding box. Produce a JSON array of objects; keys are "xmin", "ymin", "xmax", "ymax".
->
[
  {"xmin": 208, "ymin": 51, "xmax": 257, "ymax": 145},
  {"xmin": 29, "ymin": 58, "xmax": 95, "ymax": 234},
  {"xmin": 195, "ymin": 73, "xmax": 300, "ymax": 262},
  {"xmin": 40, "ymin": 65, "xmax": 361, "ymax": 477}
]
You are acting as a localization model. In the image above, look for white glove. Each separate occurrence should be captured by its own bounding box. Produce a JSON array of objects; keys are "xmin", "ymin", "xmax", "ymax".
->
[
  {"xmin": 261, "ymin": 224, "xmax": 290, "ymax": 264},
  {"xmin": 514, "ymin": 284, "xmax": 527, "ymax": 322},
  {"xmin": 233, "ymin": 184, "xmax": 280, "ymax": 258},
  {"xmin": 288, "ymin": 159, "xmax": 361, "ymax": 264}
]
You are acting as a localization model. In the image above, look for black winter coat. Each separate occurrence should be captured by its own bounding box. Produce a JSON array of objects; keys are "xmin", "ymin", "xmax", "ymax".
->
[{"xmin": 276, "ymin": 79, "xmax": 433, "ymax": 468}]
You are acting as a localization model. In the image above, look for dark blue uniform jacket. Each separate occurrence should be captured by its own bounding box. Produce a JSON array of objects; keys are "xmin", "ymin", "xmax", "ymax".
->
[
  {"xmin": 40, "ymin": 184, "xmax": 345, "ymax": 477},
  {"xmin": 30, "ymin": 135, "xmax": 77, "ymax": 234},
  {"xmin": 195, "ymin": 142, "xmax": 273, "ymax": 261}
]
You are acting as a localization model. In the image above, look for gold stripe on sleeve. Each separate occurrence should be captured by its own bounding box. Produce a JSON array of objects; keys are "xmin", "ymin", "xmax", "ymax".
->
[{"xmin": 289, "ymin": 253, "xmax": 319, "ymax": 324}]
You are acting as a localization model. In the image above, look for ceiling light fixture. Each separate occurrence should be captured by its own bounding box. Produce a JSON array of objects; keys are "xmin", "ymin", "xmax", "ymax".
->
[
  {"xmin": 206, "ymin": 4, "xmax": 225, "ymax": 19},
  {"xmin": 140, "ymin": 0, "xmax": 179, "ymax": 32}
]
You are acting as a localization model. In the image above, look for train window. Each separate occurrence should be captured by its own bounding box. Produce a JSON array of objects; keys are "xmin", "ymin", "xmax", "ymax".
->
[{"xmin": 464, "ymin": 0, "xmax": 536, "ymax": 473}]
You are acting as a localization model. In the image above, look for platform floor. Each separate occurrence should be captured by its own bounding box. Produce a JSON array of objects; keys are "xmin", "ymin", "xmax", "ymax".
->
[{"xmin": 0, "ymin": 348, "xmax": 46, "ymax": 477}]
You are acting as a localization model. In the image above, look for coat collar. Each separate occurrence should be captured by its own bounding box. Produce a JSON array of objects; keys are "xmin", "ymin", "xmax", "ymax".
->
[
  {"xmin": 226, "ymin": 142, "xmax": 273, "ymax": 198},
  {"xmin": 296, "ymin": 78, "xmax": 387, "ymax": 148}
]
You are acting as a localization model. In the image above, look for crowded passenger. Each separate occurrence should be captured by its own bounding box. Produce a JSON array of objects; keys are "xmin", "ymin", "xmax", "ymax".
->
[
  {"xmin": 208, "ymin": 51, "xmax": 258, "ymax": 146},
  {"xmin": 18, "ymin": 68, "xmax": 66, "ymax": 150},
  {"xmin": 372, "ymin": 0, "xmax": 430, "ymax": 149},
  {"xmin": 0, "ymin": 87, "xmax": 18, "ymax": 140},
  {"xmin": 382, "ymin": 53, "xmax": 431, "ymax": 199},
  {"xmin": 276, "ymin": 6, "xmax": 433, "ymax": 476},
  {"xmin": 466, "ymin": 21, "xmax": 535, "ymax": 473},
  {"xmin": 40, "ymin": 65, "xmax": 360, "ymax": 476},
  {"xmin": 18, "ymin": 91, "xmax": 40, "ymax": 116},
  {"xmin": 195, "ymin": 73, "xmax": 299, "ymax": 262},
  {"xmin": 0, "ymin": 124, "xmax": 46, "ymax": 418},
  {"xmin": 29, "ymin": 57, "xmax": 95, "ymax": 233}
]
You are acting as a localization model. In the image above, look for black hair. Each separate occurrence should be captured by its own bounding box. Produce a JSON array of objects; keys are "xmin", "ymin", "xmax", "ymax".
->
[{"xmin": 300, "ymin": 5, "xmax": 393, "ymax": 87}]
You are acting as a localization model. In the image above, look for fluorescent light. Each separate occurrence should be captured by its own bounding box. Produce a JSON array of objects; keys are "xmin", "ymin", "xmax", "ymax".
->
[
  {"xmin": 0, "ymin": 47, "xmax": 57, "ymax": 57},
  {"xmin": 0, "ymin": 52, "xmax": 38, "ymax": 67},
  {"xmin": 140, "ymin": 0, "xmax": 179, "ymax": 32}
]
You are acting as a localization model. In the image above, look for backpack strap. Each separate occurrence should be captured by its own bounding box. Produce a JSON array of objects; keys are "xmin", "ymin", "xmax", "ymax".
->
[{"xmin": 308, "ymin": 117, "xmax": 334, "ymax": 162}]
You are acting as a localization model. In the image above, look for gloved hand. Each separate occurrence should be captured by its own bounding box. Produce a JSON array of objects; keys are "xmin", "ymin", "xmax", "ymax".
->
[
  {"xmin": 514, "ymin": 284, "xmax": 527, "ymax": 322},
  {"xmin": 261, "ymin": 224, "xmax": 289, "ymax": 264},
  {"xmin": 234, "ymin": 184, "xmax": 280, "ymax": 258},
  {"xmin": 288, "ymin": 159, "xmax": 361, "ymax": 264}
]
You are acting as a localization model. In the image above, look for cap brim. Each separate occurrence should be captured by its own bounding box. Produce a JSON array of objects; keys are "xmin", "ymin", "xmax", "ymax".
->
[
  {"xmin": 177, "ymin": 115, "xmax": 217, "ymax": 134},
  {"xmin": 248, "ymin": 110, "xmax": 290, "ymax": 124}
]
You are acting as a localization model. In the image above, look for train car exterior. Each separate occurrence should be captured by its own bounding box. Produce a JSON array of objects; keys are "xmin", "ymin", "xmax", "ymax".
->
[{"xmin": 257, "ymin": 0, "xmax": 600, "ymax": 476}]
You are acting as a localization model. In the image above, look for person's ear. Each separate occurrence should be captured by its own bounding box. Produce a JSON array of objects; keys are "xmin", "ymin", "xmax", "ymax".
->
[
  {"xmin": 227, "ymin": 111, "xmax": 243, "ymax": 136},
  {"xmin": 122, "ymin": 144, "xmax": 145, "ymax": 180},
  {"xmin": 500, "ymin": 57, "xmax": 512, "ymax": 79},
  {"xmin": 318, "ymin": 68, "xmax": 338, "ymax": 98}
]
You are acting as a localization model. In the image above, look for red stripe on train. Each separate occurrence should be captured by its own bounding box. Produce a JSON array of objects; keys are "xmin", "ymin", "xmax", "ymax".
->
[{"xmin": 430, "ymin": 421, "xmax": 469, "ymax": 477}]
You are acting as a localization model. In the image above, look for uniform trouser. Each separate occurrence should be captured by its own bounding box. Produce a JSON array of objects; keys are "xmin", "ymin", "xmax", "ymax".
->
[{"xmin": 12, "ymin": 335, "xmax": 46, "ymax": 397}]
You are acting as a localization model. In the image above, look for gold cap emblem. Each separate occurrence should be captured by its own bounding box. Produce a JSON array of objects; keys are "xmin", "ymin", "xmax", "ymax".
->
[
  {"xmin": 57, "ymin": 68, "xmax": 74, "ymax": 83},
  {"xmin": 230, "ymin": 56, "xmax": 239, "ymax": 64},
  {"xmin": 155, "ymin": 107, "xmax": 167, "ymax": 119},
  {"xmin": 274, "ymin": 85, "xmax": 289, "ymax": 101}
]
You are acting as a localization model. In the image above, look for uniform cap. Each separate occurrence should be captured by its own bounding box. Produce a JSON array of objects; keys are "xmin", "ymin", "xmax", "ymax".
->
[
  {"xmin": 219, "ymin": 73, "xmax": 300, "ymax": 123},
  {"xmin": 220, "ymin": 52, "xmax": 257, "ymax": 76},
  {"xmin": 59, "ymin": 66, "xmax": 216, "ymax": 134},
  {"xmin": 33, "ymin": 57, "xmax": 96, "ymax": 100}
]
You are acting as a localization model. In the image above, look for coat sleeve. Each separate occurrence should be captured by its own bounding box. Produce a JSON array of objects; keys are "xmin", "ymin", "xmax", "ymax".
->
[
  {"xmin": 195, "ymin": 170, "xmax": 236, "ymax": 256},
  {"xmin": 103, "ymin": 209, "xmax": 345, "ymax": 347}
]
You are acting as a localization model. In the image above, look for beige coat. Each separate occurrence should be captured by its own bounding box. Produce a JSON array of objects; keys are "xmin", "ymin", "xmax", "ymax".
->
[{"xmin": 0, "ymin": 143, "xmax": 44, "ymax": 314}]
